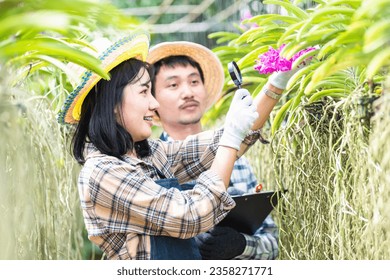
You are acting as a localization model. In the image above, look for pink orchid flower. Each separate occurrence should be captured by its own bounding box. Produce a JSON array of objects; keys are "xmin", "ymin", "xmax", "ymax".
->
[{"xmin": 254, "ymin": 44, "xmax": 316, "ymax": 74}]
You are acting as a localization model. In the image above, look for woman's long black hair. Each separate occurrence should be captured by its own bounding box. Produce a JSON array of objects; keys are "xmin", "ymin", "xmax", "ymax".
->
[{"xmin": 72, "ymin": 58, "xmax": 154, "ymax": 164}]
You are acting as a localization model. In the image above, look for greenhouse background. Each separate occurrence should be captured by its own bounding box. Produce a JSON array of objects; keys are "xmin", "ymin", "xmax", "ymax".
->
[{"xmin": 1, "ymin": 0, "xmax": 389, "ymax": 261}]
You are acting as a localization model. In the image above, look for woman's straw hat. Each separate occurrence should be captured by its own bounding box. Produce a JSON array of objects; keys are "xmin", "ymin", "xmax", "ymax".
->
[
  {"xmin": 147, "ymin": 41, "xmax": 224, "ymax": 110},
  {"xmin": 58, "ymin": 31, "xmax": 150, "ymax": 124}
]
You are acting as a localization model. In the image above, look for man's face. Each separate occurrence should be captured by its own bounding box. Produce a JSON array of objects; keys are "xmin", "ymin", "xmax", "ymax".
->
[{"xmin": 154, "ymin": 64, "xmax": 207, "ymax": 127}]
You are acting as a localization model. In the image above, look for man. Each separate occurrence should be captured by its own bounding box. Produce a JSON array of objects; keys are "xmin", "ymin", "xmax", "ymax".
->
[{"xmin": 147, "ymin": 41, "xmax": 278, "ymax": 260}]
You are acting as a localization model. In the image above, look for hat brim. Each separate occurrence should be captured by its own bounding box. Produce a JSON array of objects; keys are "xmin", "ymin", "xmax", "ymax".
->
[
  {"xmin": 147, "ymin": 41, "xmax": 224, "ymax": 110},
  {"xmin": 58, "ymin": 32, "xmax": 150, "ymax": 124}
]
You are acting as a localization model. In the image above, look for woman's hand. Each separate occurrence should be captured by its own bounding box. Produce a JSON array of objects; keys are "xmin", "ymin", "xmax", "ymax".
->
[
  {"xmin": 268, "ymin": 67, "xmax": 300, "ymax": 90},
  {"xmin": 219, "ymin": 89, "xmax": 258, "ymax": 151}
]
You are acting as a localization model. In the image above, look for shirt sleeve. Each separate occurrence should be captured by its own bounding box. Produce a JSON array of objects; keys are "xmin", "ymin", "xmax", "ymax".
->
[
  {"xmin": 234, "ymin": 215, "xmax": 279, "ymax": 260},
  {"xmin": 151, "ymin": 128, "xmax": 261, "ymax": 184},
  {"xmin": 82, "ymin": 158, "xmax": 235, "ymax": 240},
  {"xmin": 229, "ymin": 156, "xmax": 258, "ymax": 192}
]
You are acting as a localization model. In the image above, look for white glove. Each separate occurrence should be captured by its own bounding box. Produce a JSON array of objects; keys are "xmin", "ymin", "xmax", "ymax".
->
[
  {"xmin": 268, "ymin": 68, "xmax": 299, "ymax": 90},
  {"xmin": 269, "ymin": 46, "xmax": 318, "ymax": 90},
  {"xmin": 219, "ymin": 89, "xmax": 258, "ymax": 150}
]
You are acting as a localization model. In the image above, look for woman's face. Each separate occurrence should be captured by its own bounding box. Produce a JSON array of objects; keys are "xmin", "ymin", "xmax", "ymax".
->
[{"xmin": 119, "ymin": 68, "xmax": 159, "ymax": 142}]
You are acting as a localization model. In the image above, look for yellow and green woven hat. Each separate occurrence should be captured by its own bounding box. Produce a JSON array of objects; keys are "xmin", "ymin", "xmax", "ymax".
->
[{"xmin": 58, "ymin": 31, "xmax": 150, "ymax": 124}]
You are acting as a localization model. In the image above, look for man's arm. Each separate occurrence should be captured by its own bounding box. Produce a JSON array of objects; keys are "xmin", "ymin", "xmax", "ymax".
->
[{"xmin": 234, "ymin": 215, "xmax": 279, "ymax": 260}]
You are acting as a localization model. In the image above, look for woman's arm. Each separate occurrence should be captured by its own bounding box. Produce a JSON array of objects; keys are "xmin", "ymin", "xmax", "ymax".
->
[
  {"xmin": 237, "ymin": 69, "xmax": 298, "ymax": 156},
  {"xmin": 211, "ymin": 89, "xmax": 258, "ymax": 187},
  {"xmin": 251, "ymin": 83, "xmax": 282, "ymax": 130},
  {"xmin": 210, "ymin": 145, "xmax": 237, "ymax": 187}
]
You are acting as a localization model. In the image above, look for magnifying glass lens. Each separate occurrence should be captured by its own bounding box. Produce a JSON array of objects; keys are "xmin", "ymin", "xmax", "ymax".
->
[{"xmin": 228, "ymin": 61, "xmax": 242, "ymax": 88}]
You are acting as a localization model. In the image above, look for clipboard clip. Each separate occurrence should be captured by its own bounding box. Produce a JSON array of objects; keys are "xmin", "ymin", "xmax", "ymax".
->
[{"xmin": 255, "ymin": 183, "xmax": 263, "ymax": 193}]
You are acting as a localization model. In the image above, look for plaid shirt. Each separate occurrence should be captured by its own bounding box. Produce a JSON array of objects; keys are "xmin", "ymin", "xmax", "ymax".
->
[
  {"xmin": 161, "ymin": 132, "xmax": 279, "ymax": 260},
  {"xmin": 78, "ymin": 128, "xmax": 260, "ymax": 260}
]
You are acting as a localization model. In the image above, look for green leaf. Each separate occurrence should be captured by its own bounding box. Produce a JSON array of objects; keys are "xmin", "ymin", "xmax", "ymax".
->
[
  {"xmin": 279, "ymin": 21, "xmax": 306, "ymax": 44},
  {"xmin": 326, "ymin": 0, "xmax": 362, "ymax": 9},
  {"xmin": 208, "ymin": 32, "xmax": 240, "ymax": 45},
  {"xmin": 271, "ymin": 98, "xmax": 294, "ymax": 135},
  {"xmin": 264, "ymin": 0, "xmax": 309, "ymax": 19},
  {"xmin": 300, "ymin": 29, "xmax": 341, "ymax": 42},
  {"xmin": 235, "ymin": 27, "xmax": 264, "ymax": 44},
  {"xmin": 331, "ymin": 20, "xmax": 369, "ymax": 46},
  {"xmin": 308, "ymin": 89, "xmax": 348, "ymax": 103},
  {"xmin": 364, "ymin": 19, "xmax": 390, "ymax": 53},
  {"xmin": 242, "ymin": 76, "xmax": 264, "ymax": 85},
  {"xmin": 354, "ymin": 0, "xmax": 390, "ymax": 20},
  {"xmin": 317, "ymin": 39, "xmax": 338, "ymax": 59},
  {"xmin": 0, "ymin": 37, "xmax": 109, "ymax": 80},
  {"xmin": 0, "ymin": 11, "xmax": 71, "ymax": 40},
  {"xmin": 8, "ymin": 54, "xmax": 75, "ymax": 86},
  {"xmin": 310, "ymin": 6, "xmax": 355, "ymax": 20},
  {"xmin": 366, "ymin": 48, "xmax": 390, "ymax": 78},
  {"xmin": 238, "ymin": 45, "xmax": 270, "ymax": 69},
  {"xmin": 306, "ymin": 52, "xmax": 369, "ymax": 93},
  {"xmin": 257, "ymin": 15, "xmax": 301, "ymax": 26},
  {"xmin": 309, "ymin": 17, "xmax": 350, "ymax": 31},
  {"xmin": 251, "ymin": 33, "xmax": 285, "ymax": 46},
  {"xmin": 287, "ymin": 59, "xmax": 322, "ymax": 92}
]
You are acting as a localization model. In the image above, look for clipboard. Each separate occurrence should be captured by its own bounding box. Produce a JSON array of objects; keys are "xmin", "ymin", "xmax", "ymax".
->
[{"xmin": 218, "ymin": 190, "xmax": 284, "ymax": 235}]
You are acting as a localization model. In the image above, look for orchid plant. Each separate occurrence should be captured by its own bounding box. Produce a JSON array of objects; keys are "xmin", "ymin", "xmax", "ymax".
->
[{"xmin": 254, "ymin": 44, "xmax": 317, "ymax": 74}]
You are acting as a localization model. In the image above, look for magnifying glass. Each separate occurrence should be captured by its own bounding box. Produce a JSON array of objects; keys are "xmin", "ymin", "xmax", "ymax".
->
[{"xmin": 228, "ymin": 61, "xmax": 242, "ymax": 89}]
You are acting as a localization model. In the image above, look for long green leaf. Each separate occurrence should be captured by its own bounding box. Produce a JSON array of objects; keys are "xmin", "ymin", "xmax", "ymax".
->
[
  {"xmin": 326, "ymin": 0, "xmax": 362, "ymax": 9},
  {"xmin": 364, "ymin": 19, "xmax": 390, "ymax": 53},
  {"xmin": 238, "ymin": 45, "xmax": 271, "ymax": 69},
  {"xmin": 271, "ymin": 98, "xmax": 294, "ymax": 135},
  {"xmin": 264, "ymin": 0, "xmax": 309, "ymax": 19},
  {"xmin": 330, "ymin": 20, "xmax": 368, "ymax": 46},
  {"xmin": 366, "ymin": 48, "xmax": 390, "ymax": 78},
  {"xmin": 0, "ymin": 37, "xmax": 109, "ymax": 79},
  {"xmin": 279, "ymin": 21, "xmax": 306, "ymax": 44},
  {"xmin": 309, "ymin": 6, "xmax": 355, "ymax": 19},
  {"xmin": 308, "ymin": 89, "xmax": 348, "ymax": 103},
  {"xmin": 0, "ymin": 11, "xmax": 71, "ymax": 40},
  {"xmin": 286, "ymin": 60, "xmax": 321, "ymax": 91},
  {"xmin": 258, "ymin": 15, "xmax": 301, "ymax": 26}
]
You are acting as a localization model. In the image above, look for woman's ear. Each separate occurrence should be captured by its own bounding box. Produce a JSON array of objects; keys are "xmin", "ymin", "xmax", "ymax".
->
[
  {"xmin": 114, "ymin": 106, "xmax": 124, "ymax": 125},
  {"xmin": 114, "ymin": 106, "xmax": 120, "ymax": 123}
]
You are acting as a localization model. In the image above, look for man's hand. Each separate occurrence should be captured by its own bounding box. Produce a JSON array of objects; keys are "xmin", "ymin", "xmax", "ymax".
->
[{"xmin": 195, "ymin": 226, "xmax": 246, "ymax": 259}]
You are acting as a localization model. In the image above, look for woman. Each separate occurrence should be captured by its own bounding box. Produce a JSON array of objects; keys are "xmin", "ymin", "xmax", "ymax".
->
[{"xmin": 59, "ymin": 31, "xmax": 291, "ymax": 260}]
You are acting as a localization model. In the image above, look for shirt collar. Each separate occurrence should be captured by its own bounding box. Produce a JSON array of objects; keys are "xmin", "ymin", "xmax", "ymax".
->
[{"xmin": 159, "ymin": 131, "xmax": 173, "ymax": 142}]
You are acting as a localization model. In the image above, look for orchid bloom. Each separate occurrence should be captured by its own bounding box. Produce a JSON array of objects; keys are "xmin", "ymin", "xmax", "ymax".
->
[{"xmin": 255, "ymin": 44, "xmax": 316, "ymax": 74}]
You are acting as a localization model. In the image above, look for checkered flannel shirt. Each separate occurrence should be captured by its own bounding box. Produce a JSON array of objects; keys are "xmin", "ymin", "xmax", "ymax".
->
[{"xmin": 78, "ymin": 128, "xmax": 260, "ymax": 259}]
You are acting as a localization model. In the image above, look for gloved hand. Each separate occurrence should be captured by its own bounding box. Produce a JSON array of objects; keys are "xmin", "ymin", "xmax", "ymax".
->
[
  {"xmin": 268, "ymin": 67, "xmax": 300, "ymax": 90},
  {"xmin": 219, "ymin": 89, "xmax": 258, "ymax": 150},
  {"xmin": 195, "ymin": 226, "xmax": 246, "ymax": 260},
  {"xmin": 269, "ymin": 47, "xmax": 317, "ymax": 90}
]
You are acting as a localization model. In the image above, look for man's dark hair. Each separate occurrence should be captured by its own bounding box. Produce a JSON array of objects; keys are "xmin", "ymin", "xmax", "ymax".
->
[
  {"xmin": 72, "ymin": 58, "xmax": 154, "ymax": 164},
  {"xmin": 152, "ymin": 55, "xmax": 205, "ymax": 86}
]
